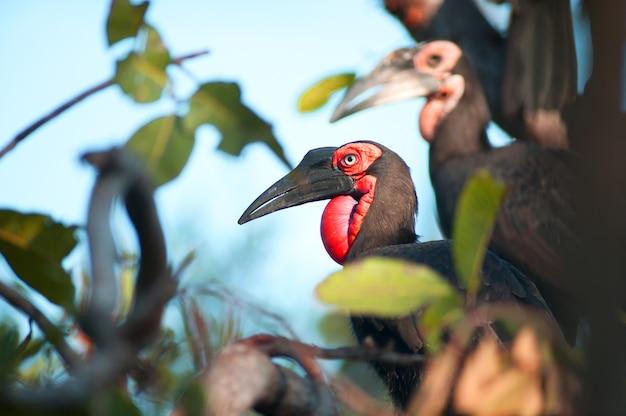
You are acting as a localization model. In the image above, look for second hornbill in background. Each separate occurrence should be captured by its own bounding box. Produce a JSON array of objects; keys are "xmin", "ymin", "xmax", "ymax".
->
[
  {"xmin": 383, "ymin": 0, "xmax": 578, "ymax": 149},
  {"xmin": 239, "ymin": 140, "xmax": 561, "ymax": 409},
  {"xmin": 331, "ymin": 41, "xmax": 580, "ymax": 344}
]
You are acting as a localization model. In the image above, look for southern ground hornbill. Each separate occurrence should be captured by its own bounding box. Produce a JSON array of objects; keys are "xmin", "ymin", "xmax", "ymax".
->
[
  {"xmin": 331, "ymin": 40, "xmax": 580, "ymax": 345},
  {"xmin": 383, "ymin": 0, "xmax": 578, "ymax": 149},
  {"xmin": 239, "ymin": 140, "xmax": 560, "ymax": 408}
]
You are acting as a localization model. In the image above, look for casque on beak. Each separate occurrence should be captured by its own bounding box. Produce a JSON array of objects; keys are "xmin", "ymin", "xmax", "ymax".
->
[{"xmin": 330, "ymin": 45, "xmax": 440, "ymax": 122}]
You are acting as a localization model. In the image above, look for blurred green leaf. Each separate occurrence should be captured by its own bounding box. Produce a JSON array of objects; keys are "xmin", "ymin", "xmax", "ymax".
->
[
  {"xmin": 113, "ymin": 23, "xmax": 171, "ymax": 103},
  {"xmin": 178, "ymin": 381, "xmax": 205, "ymax": 416},
  {"xmin": 115, "ymin": 52, "xmax": 168, "ymax": 103},
  {"xmin": 452, "ymin": 170, "xmax": 506, "ymax": 297},
  {"xmin": 317, "ymin": 313, "xmax": 356, "ymax": 346},
  {"xmin": 0, "ymin": 210, "xmax": 77, "ymax": 310},
  {"xmin": 184, "ymin": 82, "xmax": 291, "ymax": 169},
  {"xmin": 100, "ymin": 389, "xmax": 142, "ymax": 416},
  {"xmin": 316, "ymin": 257, "xmax": 460, "ymax": 317},
  {"xmin": 106, "ymin": 0, "xmax": 149, "ymax": 46},
  {"xmin": 298, "ymin": 73, "xmax": 356, "ymax": 113},
  {"xmin": 126, "ymin": 115, "xmax": 195, "ymax": 186},
  {"xmin": 0, "ymin": 325, "xmax": 20, "ymax": 383},
  {"xmin": 18, "ymin": 337, "xmax": 46, "ymax": 363},
  {"xmin": 419, "ymin": 293, "xmax": 465, "ymax": 351},
  {"xmin": 142, "ymin": 25, "xmax": 171, "ymax": 68}
]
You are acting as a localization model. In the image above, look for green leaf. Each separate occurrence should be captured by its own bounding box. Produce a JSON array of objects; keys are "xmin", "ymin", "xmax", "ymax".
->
[
  {"xmin": 100, "ymin": 389, "xmax": 142, "ymax": 416},
  {"xmin": 126, "ymin": 115, "xmax": 195, "ymax": 186},
  {"xmin": 18, "ymin": 337, "xmax": 46, "ymax": 363},
  {"xmin": 0, "ymin": 325, "xmax": 20, "ymax": 382},
  {"xmin": 142, "ymin": 25, "xmax": 170, "ymax": 69},
  {"xmin": 298, "ymin": 73, "xmax": 356, "ymax": 113},
  {"xmin": 115, "ymin": 52, "xmax": 168, "ymax": 103},
  {"xmin": 451, "ymin": 170, "xmax": 507, "ymax": 297},
  {"xmin": 0, "ymin": 210, "xmax": 77, "ymax": 310},
  {"xmin": 183, "ymin": 82, "xmax": 291, "ymax": 169},
  {"xmin": 113, "ymin": 23, "xmax": 171, "ymax": 103},
  {"xmin": 419, "ymin": 293, "xmax": 465, "ymax": 351},
  {"xmin": 316, "ymin": 257, "xmax": 461, "ymax": 317},
  {"xmin": 178, "ymin": 381, "xmax": 205, "ymax": 416},
  {"xmin": 317, "ymin": 313, "xmax": 356, "ymax": 346},
  {"xmin": 106, "ymin": 0, "xmax": 149, "ymax": 46}
]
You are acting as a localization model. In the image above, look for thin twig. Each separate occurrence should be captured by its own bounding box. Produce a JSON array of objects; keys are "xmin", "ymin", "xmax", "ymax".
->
[
  {"xmin": 0, "ymin": 281, "xmax": 83, "ymax": 372},
  {"xmin": 0, "ymin": 79, "xmax": 114, "ymax": 159},
  {"xmin": 239, "ymin": 333, "xmax": 427, "ymax": 375},
  {"xmin": 0, "ymin": 50, "xmax": 209, "ymax": 160}
]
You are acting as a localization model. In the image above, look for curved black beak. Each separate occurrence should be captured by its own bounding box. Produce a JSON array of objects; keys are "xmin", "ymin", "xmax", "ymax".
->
[
  {"xmin": 238, "ymin": 147, "xmax": 355, "ymax": 224},
  {"xmin": 330, "ymin": 46, "xmax": 440, "ymax": 122}
]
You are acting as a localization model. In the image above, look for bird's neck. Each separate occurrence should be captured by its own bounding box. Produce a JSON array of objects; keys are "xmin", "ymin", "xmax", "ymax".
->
[{"xmin": 426, "ymin": 76, "xmax": 492, "ymax": 174}]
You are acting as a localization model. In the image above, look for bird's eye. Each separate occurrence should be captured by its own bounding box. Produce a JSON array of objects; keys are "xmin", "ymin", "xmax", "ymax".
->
[
  {"xmin": 427, "ymin": 54, "xmax": 442, "ymax": 67},
  {"xmin": 342, "ymin": 153, "xmax": 358, "ymax": 166}
]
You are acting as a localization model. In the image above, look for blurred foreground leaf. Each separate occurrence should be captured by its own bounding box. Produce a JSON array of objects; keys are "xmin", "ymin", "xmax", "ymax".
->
[
  {"xmin": 0, "ymin": 325, "xmax": 20, "ymax": 382},
  {"xmin": 452, "ymin": 170, "xmax": 506, "ymax": 297},
  {"xmin": 298, "ymin": 73, "xmax": 356, "ymax": 113},
  {"xmin": 114, "ymin": 27, "xmax": 170, "ymax": 103},
  {"xmin": 184, "ymin": 82, "xmax": 291, "ymax": 168},
  {"xmin": 316, "ymin": 257, "xmax": 461, "ymax": 317},
  {"xmin": 106, "ymin": 0, "xmax": 149, "ymax": 46},
  {"xmin": 126, "ymin": 115, "xmax": 195, "ymax": 187},
  {"xmin": 0, "ymin": 210, "xmax": 77, "ymax": 310},
  {"xmin": 101, "ymin": 389, "xmax": 142, "ymax": 416}
]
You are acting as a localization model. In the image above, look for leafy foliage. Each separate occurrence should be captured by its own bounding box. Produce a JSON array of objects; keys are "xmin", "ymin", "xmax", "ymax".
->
[
  {"xmin": 114, "ymin": 26, "xmax": 171, "ymax": 103},
  {"xmin": 126, "ymin": 115, "xmax": 195, "ymax": 186},
  {"xmin": 106, "ymin": 0, "xmax": 149, "ymax": 46},
  {"xmin": 298, "ymin": 73, "xmax": 356, "ymax": 113},
  {"xmin": 317, "ymin": 257, "xmax": 462, "ymax": 317},
  {"xmin": 451, "ymin": 170, "xmax": 506, "ymax": 298},
  {"xmin": 184, "ymin": 82, "xmax": 291, "ymax": 168},
  {"xmin": 107, "ymin": 1, "xmax": 290, "ymax": 185},
  {"xmin": 0, "ymin": 210, "xmax": 77, "ymax": 310}
]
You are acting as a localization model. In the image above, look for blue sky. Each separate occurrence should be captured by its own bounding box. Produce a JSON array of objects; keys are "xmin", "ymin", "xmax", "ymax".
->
[{"xmin": 1, "ymin": 1, "xmax": 520, "ymax": 344}]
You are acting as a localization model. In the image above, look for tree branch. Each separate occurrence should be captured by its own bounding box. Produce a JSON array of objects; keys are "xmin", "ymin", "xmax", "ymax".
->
[
  {"xmin": 0, "ymin": 280, "xmax": 84, "ymax": 373},
  {"xmin": 0, "ymin": 148, "xmax": 175, "ymax": 414},
  {"xmin": 0, "ymin": 50, "xmax": 209, "ymax": 160}
]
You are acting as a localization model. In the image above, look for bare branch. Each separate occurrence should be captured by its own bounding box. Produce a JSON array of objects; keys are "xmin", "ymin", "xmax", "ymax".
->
[
  {"xmin": 0, "ymin": 50, "xmax": 209, "ymax": 160},
  {"xmin": 0, "ymin": 79, "xmax": 114, "ymax": 159},
  {"xmin": 0, "ymin": 147, "xmax": 175, "ymax": 414},
  {"xmin": 0, "ymin": 280, "xmax": 84, "ymax": 372},
  {"xmin": 242, "ymin": 333, "xmax": 427, "ymax": 369},
  {"xmin": 81, "ymin": 148, "xmax": 175, "ymax": 350}
]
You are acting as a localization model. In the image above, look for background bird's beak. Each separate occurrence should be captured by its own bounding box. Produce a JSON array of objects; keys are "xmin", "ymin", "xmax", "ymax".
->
[
  {"xmin": 330, "ymin": 51, "xmax": 440, "ymax": 122},
  {"xmin": 238, "ymin": 147, "xmax": 354, "ymax": 224}
]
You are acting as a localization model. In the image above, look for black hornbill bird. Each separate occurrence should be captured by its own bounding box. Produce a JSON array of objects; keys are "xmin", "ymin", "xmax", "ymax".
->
[
  {"xmin": 331, "ymin": 40, "xmax": 580, "ymax": 345},
  {"xmin": 383, "ymin": 0, "xmax": 578, "ymax": 149},
  {"xmin": 239, "ymin": 140, "xmax": 560, "ymax": 409}
]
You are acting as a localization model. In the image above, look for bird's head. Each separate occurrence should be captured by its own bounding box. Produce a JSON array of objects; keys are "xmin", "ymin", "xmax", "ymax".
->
[
  {"xmin": 331, "ymin": 41, "xmax": 485, "ymax": 143},
  {"xmin": 239, "ymin": 141, "xmax": 417, "ymax": 265}
]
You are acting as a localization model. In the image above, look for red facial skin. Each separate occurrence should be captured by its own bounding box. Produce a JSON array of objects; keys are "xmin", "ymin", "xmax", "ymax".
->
[
  {"xmin": 320, "ymin": 142, "xmax": 382, "ymax": 264},
  {"xmin": 413, "ymin": 41, "xmax": 465, "ymax": 143}
]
